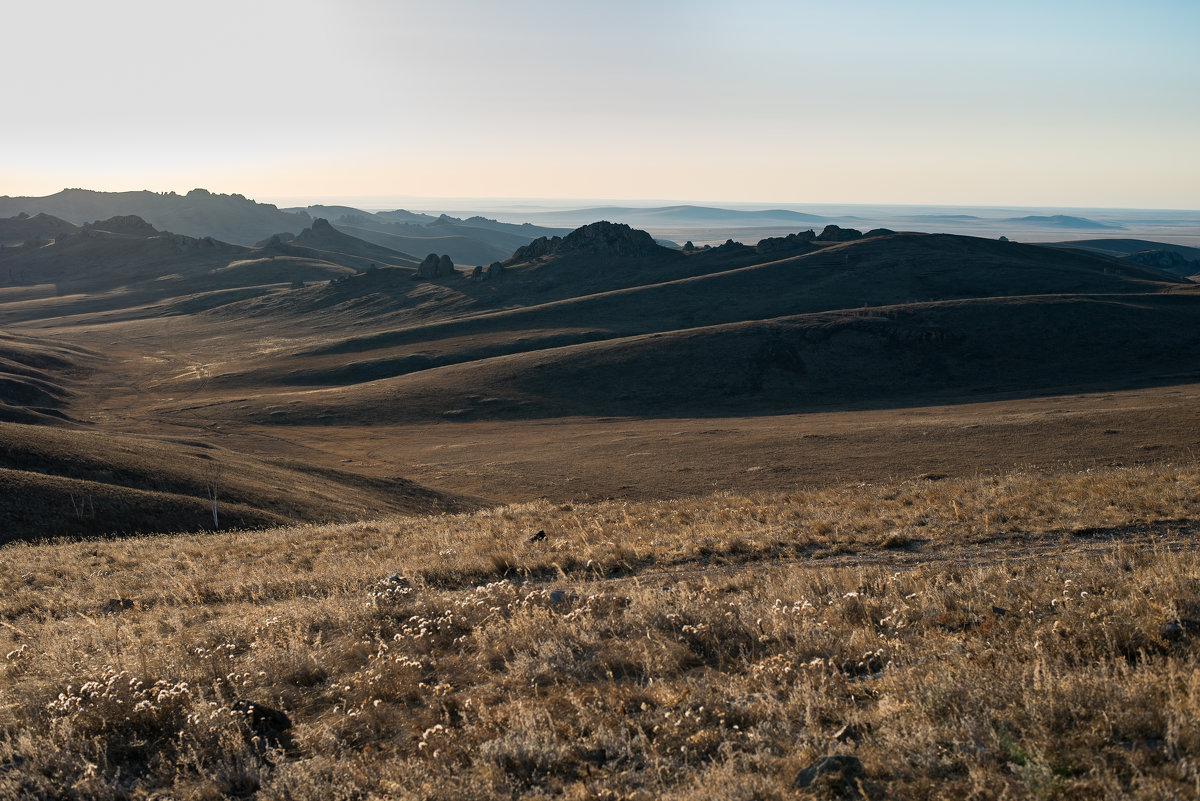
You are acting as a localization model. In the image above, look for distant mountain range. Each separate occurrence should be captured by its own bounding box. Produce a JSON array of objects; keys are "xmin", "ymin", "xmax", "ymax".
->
[
  {"xmin": 515, "ymin": 204, "xmax": 827, "ymax": 228},
  {"xmin": 0, "ymin": 189, "xmax": 565, "ymax": 265},
  {"xmin": 1003, "ymin": 215, "xmax": 1122, "ymax": 230},
  {"xmin": 0, "ymin": 189, "xmax": 310, "ymax": 246}
]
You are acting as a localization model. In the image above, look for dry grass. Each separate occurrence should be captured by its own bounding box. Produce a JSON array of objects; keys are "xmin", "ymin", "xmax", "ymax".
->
[{"xmin": 3, "ymin": 464, "xmax": 1200, "ymax": 798}]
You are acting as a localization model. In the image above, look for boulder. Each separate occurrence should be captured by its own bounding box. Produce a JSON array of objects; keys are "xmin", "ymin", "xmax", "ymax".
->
[{"xmin": 417, "ymin": 253, "xmax": 442, "ymax": 279}]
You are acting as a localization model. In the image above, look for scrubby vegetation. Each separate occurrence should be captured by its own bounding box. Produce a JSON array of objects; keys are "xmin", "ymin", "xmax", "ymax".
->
[{"xmin": 3, "ymin": 464, "xmax": 1200, "ymax": 798}]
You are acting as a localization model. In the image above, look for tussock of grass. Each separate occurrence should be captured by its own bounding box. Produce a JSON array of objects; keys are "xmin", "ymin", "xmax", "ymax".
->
[{"xmin": 3, "ymin": 464, "xmax": 1200, "ymax": 798}]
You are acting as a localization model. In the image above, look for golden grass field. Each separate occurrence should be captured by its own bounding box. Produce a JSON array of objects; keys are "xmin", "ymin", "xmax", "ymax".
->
[{"xmin": 4, "ymin": 464, "xmax": 1200, "ymax": 799}]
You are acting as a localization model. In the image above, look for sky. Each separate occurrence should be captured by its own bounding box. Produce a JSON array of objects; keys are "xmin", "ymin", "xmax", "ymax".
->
[{"xmin": 4, "ymin": 0, "xmax": 1199, "ymax": 209}]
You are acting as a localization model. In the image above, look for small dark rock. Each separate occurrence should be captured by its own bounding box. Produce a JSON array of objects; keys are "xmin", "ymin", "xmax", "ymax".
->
[
  {"xmin": 991, "ymin": 605, "xmax": 1010, "ymax": 617},
  {"xmin": 580, "ymin": 746, "xmax": 607, "ymax": 766},
  {"xmin": 0, "ymin": 754, "xmax": 26, "ymax": 773},
  {"xmin": 1161, "ymin": 619, "xmax": 1200, "ymax": 641},
  {"xmin": 233, "ymin": 699, "xmax": 296, "ymax": 756},
  {"xmin": 794, "ymin": 754, "xmax": 864, "ymax": 793},
  {"xmin": 549, "ymin": 589, "xmax": 579, "ymax": 606},
  {"xmin": 100, "ymin": 598, "xmax": 133, "ymax": 615},
  {"xmin": 528, "ymin": 529, "xmax": 547, "ymax": 543}
]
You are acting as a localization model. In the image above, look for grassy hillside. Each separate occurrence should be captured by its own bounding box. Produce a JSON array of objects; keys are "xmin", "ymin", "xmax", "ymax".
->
[
  {"xmin": 0, "ymin": 422, "xmax": 479, "ymax": 543},
  {"xmin": 0, "ymin": 331, "xmax": 95, "ymax": 425},
  {"xmin": 3, "ymin": 464, "xmax": 1199, "ymax": 798},
  {"xmin": 176, "ymin": 293, "xmax": 1200, "ymax": 425},
  {"xmin": 0, "ymin": 218, "xmax": 420, "ymax": 325}
]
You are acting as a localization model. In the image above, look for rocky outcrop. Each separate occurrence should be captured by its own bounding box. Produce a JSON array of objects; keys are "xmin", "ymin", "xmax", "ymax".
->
[
  {"xmin": 83, "ymin": 215, "xmax": 159, "ymax": 237},
  {"xmin": 755, "ymin": 230, "xmax": 816, "ymax": 255},
  {"xmin": 467, "ymin": 261, "xmax": 505, "ymax": 282},
  {"xmin": 1121, "ymin": 249, "xmax": 1199, "ymax": 275},
  {"xmin": 864, "ymin": 228, "xmax": 896, "ymax": 238},
  {"xmin": 711, "ymin": 238, "xmax": 751, "ymax": 254},
  {"xmin": 417, "ymin": 253, "xmax": 455, "ymax": 279},
  {"xmin": 508, "ymin": 221, "xmax": 664, "ymax": 262},
  {"xmin": 815, "ymin": 225, "xmax": 863, "ymax": 242}
]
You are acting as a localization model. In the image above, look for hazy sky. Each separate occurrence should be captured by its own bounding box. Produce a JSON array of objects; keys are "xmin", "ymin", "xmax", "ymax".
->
[{"xmin": 5, "ymin": 0, "xmax": 1198, "ymax": 208}]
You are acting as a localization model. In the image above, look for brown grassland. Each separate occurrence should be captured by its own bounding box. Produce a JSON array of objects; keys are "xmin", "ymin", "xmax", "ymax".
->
[{"xmin": 3, "ymin": 463, "xmax": 1200, "ymax": 799}]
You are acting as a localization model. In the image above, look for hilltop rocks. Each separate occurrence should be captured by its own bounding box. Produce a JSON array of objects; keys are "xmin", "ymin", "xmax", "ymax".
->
[
  {"xmin": 756, "ymin": 230, "xmax": 816, "ymax": 255},
  {"xmin": 508, "ymin": 221, "xmax": 663, "ymax": 262},
  {"xmin": 417, "ymin": 253, "xmax": 455, "ymax": 279},
  {"xmin": 83, "ymin": 215, "xmax": 159, "ymax": 237},
  {"xmin": 815, "ymin": 225, "xmax": 863, "ymax": 242}
]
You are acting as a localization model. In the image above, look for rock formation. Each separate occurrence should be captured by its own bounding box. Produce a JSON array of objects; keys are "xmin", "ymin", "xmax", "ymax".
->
[
  {"xmin": 83, "ymin": 215, "xmax": 159, "ymax": 237},
  {"xmin": 417, "ymin": 253, "xmax": 454, "ymax": 279},
  {"xmin": 507, "ymin": 221, "xmax": 664, "ymax": 262},
  {"xmin": 1121, "ymin": 249, "xmax": 1199, "ymax": 274},
  {"xmin": 467, "ymin": 261, "xmax": 505, "ymax": 282},
  {"xmin": 815, "ymin": 225, "xmax": 863, "ymax": 242},
  {"xmin": 755, "ymin": 230, "xmax": 815, "ymax": 255}
]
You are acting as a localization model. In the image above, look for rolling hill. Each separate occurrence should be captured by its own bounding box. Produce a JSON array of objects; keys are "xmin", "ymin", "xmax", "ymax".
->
[
  {"xmin": 125, "ymin": 226, "xmax": 1192, "ymax": 427},
  {"xmin": 0, "ymin": 331, "xmax": 95, "ymax": 425},
  {"xmin": 0, "ymin": 420, "xmax": 478, "ymax": 544},
  {"xmin": 0, "ymin": 216, "xmax": 419, "ymax": 324},
  {"xmin": 3, "ymin": 212, "xmax": 1199, "ymax": 539}
]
